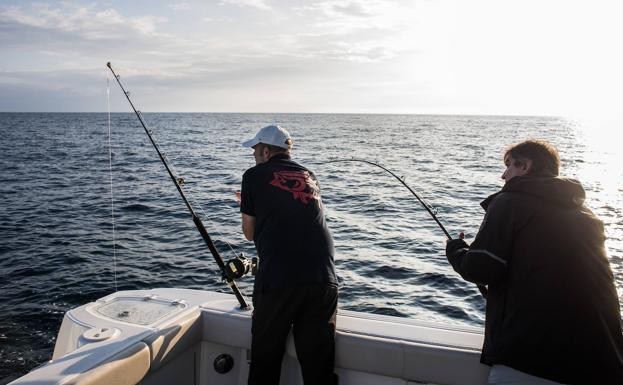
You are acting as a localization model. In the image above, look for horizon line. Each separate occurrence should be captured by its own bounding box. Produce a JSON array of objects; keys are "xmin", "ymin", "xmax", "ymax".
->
[{"xmin": 0, "ymin": 111, "xmax": 564, "ymax": 119}]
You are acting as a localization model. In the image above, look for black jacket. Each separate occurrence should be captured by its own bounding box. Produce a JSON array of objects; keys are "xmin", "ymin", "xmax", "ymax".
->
[{"xmin": 447, "ymin": 175, "xmax": 623, "ymax": 384}]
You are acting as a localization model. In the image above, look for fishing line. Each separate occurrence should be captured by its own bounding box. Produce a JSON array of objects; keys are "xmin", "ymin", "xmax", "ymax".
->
[
  {"xmin": 106, "ymin": 62, "xmax": 249, "ymax": 309},
  {"xmin": 106, "ymin": 103, "xmax": 193, "ymax": 285},
  {"xmin": 106, "ymin": 74, "xmax": 118, "ymax": 292},
  {"xmin": 152, "ymin": 150, "xmax": 243, "ymax": 261},
  {"xmin": 129, "ymin": 115, "xmax": 246, "ymax": 262},
  {"xmin": 118, "ymin": 110, "xmax": 242, "ymax": 270},
  {"xmin": 323, "ymin": 158, "xmax": 488, "ymax": 298},
  {"xmin": 324, "ymin": 158, "xmax": 452, "ymax": 239},
  {"xmin": 126, "ymin": 115, "xmax": 241, "ymax": 261},
  {"xmin": 182, "ymin": 185, "xmax": 241, "ymax": 259}
]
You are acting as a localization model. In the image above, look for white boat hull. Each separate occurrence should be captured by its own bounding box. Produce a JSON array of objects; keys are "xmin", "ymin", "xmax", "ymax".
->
[{"xmin": 11, "ymin": 288, "xmax": 489, "ymax": 385}]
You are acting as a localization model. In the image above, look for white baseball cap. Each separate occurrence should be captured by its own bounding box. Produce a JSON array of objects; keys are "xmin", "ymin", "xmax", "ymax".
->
[{"xmin": 242, "ymin": 125, "xmax": 292, "ymax": 149}]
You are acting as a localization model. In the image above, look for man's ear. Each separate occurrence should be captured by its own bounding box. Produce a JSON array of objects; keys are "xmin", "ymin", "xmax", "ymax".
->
[{"xmin": 521, "ymin": 159, "xmax": 532, "ymax": 173}]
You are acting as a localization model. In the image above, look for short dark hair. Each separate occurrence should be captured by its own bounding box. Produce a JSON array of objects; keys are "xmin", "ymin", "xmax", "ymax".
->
[
  {"xmin": 504, "ymin": 139, "xmax": 560, "ymax": 176},
  {"xmin": 257, "ymin": 139, "xmax": 292, "ymax": 155}
]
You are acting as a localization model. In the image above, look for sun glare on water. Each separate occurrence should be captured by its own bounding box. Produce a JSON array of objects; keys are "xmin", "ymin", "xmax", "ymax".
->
[
  {"xmin": 570, "ymin": 114, "xmax": 623, "ymax": 274},
  {"xmin": 573, "ymin": 116, "xmax": 623, "ymax": 197}
]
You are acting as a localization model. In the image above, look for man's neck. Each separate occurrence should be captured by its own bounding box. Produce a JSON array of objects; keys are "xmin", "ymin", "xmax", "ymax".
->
[{"xmin": 267, "ymin": 152, "xmax": 291, "ymax": 161}]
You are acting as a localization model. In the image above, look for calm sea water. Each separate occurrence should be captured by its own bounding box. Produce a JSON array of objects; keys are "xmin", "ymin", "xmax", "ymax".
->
[{"xmin": 1, "ymin": 112, "xmax": 621, "ymax": 381}]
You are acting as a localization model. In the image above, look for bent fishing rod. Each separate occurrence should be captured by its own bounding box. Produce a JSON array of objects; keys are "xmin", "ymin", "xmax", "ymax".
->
[
  {"xmin": 325, "ymin": 158, "xmax": 488, "ymax": 298},
  {"xmin": 326, "ymin": 158, "xmax": 451, "ymax": 239},
  {"xmin": 106, "ymin": 62, "xmax": 250, "ymax": 309}
]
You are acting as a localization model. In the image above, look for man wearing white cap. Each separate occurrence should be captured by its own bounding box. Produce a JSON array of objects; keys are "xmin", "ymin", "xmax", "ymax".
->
[{"xmin": 239, "ymin": 125, "xmax": 339, "ymax": 385}]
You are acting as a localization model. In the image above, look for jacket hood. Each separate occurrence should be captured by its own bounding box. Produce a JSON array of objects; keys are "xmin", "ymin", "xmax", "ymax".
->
[{"xmin": 481, "ymin": 175, "xmax": 586, "ymax": 210}]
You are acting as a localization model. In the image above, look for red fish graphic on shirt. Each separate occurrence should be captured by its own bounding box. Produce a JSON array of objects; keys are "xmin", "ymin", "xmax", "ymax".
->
[{"xmin": 269, "ymin": 171, "xmax": 320, "ymax": 204}]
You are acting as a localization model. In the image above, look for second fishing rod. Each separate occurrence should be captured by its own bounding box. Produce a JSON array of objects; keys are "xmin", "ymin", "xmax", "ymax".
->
[{"xmin": 324, "ymin": 158, "xmax": 487, "ymax": 298}]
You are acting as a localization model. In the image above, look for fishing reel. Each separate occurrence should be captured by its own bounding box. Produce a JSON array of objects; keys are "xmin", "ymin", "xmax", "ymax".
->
[{"xmin": 223, "ymin": 253, "xmax": 258, "ymax": 280}]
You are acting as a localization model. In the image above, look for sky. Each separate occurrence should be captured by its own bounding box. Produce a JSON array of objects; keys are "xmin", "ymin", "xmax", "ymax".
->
[{"xmin": 1, "ymin": 0, "xmax": 622, "ymax": 123}]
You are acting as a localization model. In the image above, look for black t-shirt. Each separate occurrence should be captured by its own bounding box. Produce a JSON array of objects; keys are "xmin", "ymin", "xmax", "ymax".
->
[{"xmin": 240, "ymin": 154, "xmax": 337, "ymax": 290}]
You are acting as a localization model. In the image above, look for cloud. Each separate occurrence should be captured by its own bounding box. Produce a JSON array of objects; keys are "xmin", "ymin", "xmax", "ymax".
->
[
  {"xmin": 282, "ymin": 0, "xmax": 422, "ymax": 63},
  {"xmin": 0, "ymin": 3, "xmax": 168, "ymax": 44},
  {"xmin": 324, "ymin": 1, "xmax": 375, "ymax": 17},
  {"xmin": 0, "ymin": 1, "xmax": 436, "ymax": 113},
  {"xmin": 168, "ymin": 3, "xmax": 192, "ymax": 11},
  {"xmin": 203, "ymin": 16, "xmax": 233, "ymax": 22},
  {"xmin": 131, "ymin": 16, "xmax": 168, "ymax": 35},
  {"xmin": 219, "ymin": 0, "xmax": 271, "ymax": 11},
  {"xmin": 279, "ymin": 31, "xmax": 398, "ymax": 62},
  {"xmin": 0, "ymin": 68, "xmax": 100, "ymax": 93},
  {"xmin": 0, "ymin": 2, "xmax": 184, "ymax": 76},
  {"xmin": 300, "ymin": 0, "xmax": 409, "ymax": 33}
]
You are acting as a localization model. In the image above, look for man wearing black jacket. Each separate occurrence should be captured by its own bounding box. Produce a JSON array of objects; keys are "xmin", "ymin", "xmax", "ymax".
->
[{"xmin": 446, "ymin": 139, "xmax": 623, "ymax": 384}]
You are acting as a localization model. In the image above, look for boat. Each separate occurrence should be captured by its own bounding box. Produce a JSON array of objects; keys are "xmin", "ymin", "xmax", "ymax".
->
[
  {"xmin": 9, "ymin": 63, "xmax": 491, "ymax": 384},
  {"xmin": 10, "ymin": 288, "xmax": 489, "ymax": 385}
]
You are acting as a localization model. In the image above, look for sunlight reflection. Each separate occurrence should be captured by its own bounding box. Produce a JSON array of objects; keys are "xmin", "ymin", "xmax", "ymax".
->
[
  {"xmin": 570, "ymin": 116, "xmax": 623, "ymax": 273},
  {"xmin": 572, "ymin": 116, "xmax": 623, "ymax": 197}
]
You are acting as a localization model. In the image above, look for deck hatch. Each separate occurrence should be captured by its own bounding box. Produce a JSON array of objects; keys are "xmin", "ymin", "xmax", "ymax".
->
[{"xmin": 93, "ymin": 297, "xmax": 186, "ymax": 325}]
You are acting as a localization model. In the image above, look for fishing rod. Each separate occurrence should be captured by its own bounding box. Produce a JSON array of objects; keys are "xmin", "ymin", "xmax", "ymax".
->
[
  {"xmin": 106, "ymin": 62, "xmax": 250, "ymax": 310},
  {"xmin": 325, "ymin": 158, "xmax": 451, "ymax": 239},
  {"xmin": 325, "ymin": 158, "xmax": 488, "ymax": 298}
]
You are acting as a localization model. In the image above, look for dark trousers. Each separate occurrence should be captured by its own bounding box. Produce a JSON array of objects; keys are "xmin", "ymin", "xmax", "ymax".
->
[{"xmin": 248, "ymin": 283, "xmax": 339, "ymax": 385}]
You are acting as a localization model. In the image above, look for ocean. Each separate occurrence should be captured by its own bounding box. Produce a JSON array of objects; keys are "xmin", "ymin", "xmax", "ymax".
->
[{"xmin": 1, "ymin": 112, "xmax": 621, "ymax": 382}]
